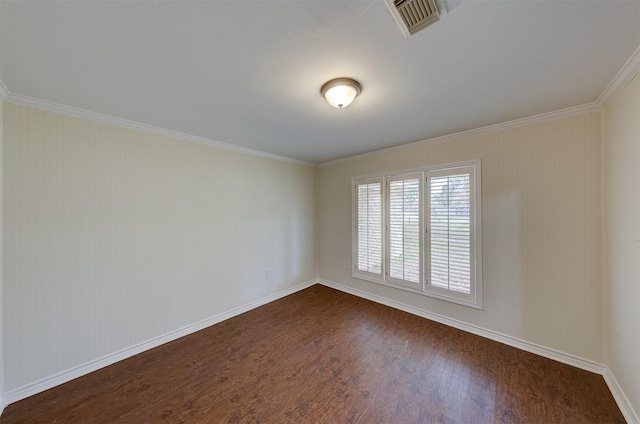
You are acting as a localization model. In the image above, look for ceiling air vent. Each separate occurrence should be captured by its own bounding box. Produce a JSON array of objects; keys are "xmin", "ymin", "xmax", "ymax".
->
[{"xmin": 385, "ymin": 0, "xmax": 445, "ymax": 37}]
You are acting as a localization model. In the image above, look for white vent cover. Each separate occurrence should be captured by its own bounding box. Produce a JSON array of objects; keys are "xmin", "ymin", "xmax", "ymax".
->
[{"xmin": 385, "ymin": 0, "xmax": 447, "ymax": 37}]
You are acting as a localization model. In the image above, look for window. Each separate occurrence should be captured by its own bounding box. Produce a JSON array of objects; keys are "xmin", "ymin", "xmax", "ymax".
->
[
  {"xmin": 352, "ymin": 161, "xmax": 482, "ymax": 309},
  {"xmin": 387, "ymin": 173, "xmax": 422, "ymax": 288},
  {"xmin": 355, "ymin": 178, "xmax": 383, "ymax": 278},
  {"xmin": 427, "ymin": 166, "xmax": 478, "ymax": 304}
]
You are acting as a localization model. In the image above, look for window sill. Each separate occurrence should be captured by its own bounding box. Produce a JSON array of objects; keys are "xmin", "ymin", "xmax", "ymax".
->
[{"xmin": 352, "ymin": 272, "xmax": 483, "ymax": 310}]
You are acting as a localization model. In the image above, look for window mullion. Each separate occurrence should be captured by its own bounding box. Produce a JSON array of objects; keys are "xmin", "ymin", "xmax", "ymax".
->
[{"xmin": 353, "ymin": 160, "xmax": 482, "ymax": 309}]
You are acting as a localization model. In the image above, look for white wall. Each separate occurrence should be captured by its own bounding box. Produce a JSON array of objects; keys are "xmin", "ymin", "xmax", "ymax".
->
[
  {"xmin": 3, "ymin": 103, "xmax": 317, "ymax": 392},
  {"xmin": 603, "ymin": 72, "xmax": 640, "ymax": 417},
  {"xmin": 318, "ymin": 112, "xmax": 603, "ymax": 362}
]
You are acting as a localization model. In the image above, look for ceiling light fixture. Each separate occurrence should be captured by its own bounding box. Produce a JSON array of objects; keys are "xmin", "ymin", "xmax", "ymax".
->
[{"xmin": 321, "ymin": 78, "xmax": 362, "ymax": 109}]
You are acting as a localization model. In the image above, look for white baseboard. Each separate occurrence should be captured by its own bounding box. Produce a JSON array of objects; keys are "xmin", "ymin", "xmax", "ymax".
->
[
  {"xmin": 2, "ymin": 279, "xmax": 318, "ymax": 406},
  {"xmin": 318, "ymin": 279, "xmax": 638, "ymax": 422},
  {"xmin": 319, "ymin": 279, "xmax": 604, "ymax": 372},
  {"xmin": 3, "ymin": 278, "xmax": 637, "ymax": 423},
  {"xmin": 603, "ymin": 367, "xmax": 640, "ymax": 424}
]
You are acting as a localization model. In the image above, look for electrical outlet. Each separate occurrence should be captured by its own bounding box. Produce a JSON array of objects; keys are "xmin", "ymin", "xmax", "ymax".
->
[
  {"xmin": 266, "ymin": 268, "xmax": 271, "ymax": 278},
  {"xmin": 615, "ymin": 327, "xmax": 620, "ymax": 346},
  {"xmin": 347, "ymin": 262, "xmax": 351, "ymax": 271}
]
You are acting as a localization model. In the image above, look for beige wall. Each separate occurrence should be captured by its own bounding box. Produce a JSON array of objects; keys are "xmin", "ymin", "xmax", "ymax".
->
[
  {"xmin": 3, "ymin": 103, "xmax": 317, "ymax": 391},
  {"xmin": 0, "ymin": 99, "xmax": 4, "ymax": 401},
  {"xmin": 318, "ymin": 112, "xmax": 603, "ymax": 362},
  {"xmin": 603, "ymin": 73, "xmax": 640, "ymax": 416},
  {"xmin": 3, "ymin": 79, "xmax": 639, "ymax": 413}
]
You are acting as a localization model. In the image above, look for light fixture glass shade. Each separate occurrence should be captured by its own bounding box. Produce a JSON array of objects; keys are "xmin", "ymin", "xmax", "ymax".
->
[{"xmin": 321, "ymin": 78, "xmax": 362, "ymax": 109}]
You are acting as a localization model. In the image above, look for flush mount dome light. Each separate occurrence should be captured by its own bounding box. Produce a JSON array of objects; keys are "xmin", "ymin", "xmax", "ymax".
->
[{"xmin": 321, "ymin": 78, "xmax": 362, "ymax": 109}]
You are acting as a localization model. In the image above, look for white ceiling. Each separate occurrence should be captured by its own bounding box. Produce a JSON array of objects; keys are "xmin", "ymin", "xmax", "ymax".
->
[{"xmin": 1, "ymin": 1, "xmax": 639, "ymax": 164}]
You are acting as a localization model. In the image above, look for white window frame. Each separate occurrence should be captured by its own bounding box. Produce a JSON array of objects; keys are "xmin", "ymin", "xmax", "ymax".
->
[
  {"xmin": 425, "ymin": 165, "xmax": 480, "ymax": 306},
  {"xmin": 352, "ymin": 177, "xmax": 385, "ymax": 281},
  {"xmin": 386, "ymin": 173, "xmax": 423, "ymax": 289},
  {"xmin": 351, "ymin": 160, "xmax": 482, "ymax": 309}
]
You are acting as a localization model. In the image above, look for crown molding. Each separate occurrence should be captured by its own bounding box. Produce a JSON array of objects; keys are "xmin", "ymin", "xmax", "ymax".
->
[
  {"xmin": 3, "ymin": 43, "xmax": 639, "ymax": 168},
  {"xmin": 319, "ymin": 101, "xmax": 601, "ymax": 168},
  {"xmin": 1, "ymin": 91, "xmax": 315, "ymax": 168},
  {"xmin": 598, "ymin": 43, "xmax": 640, "ymax": 108},
  {"xmin": 320, "ymin": 42, "xmax": 640, "ymax": 168}
]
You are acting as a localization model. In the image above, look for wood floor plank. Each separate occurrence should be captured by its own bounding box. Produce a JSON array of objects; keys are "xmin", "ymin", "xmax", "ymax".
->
[{"xmin": 0, "ymin": 285, "xmax": 625, "ymax": 423}]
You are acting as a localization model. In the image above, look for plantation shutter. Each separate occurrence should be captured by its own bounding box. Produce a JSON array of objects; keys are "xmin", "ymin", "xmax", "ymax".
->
[
  {"xmin": 387, "ymin": 173, "xmax": 422, "ymax": 286},
  {"xmin": 428, "ymin": 168, "xmax": 473, "ymax": 295},
  {"xmin": 356, "ymin": 179, "xmax": 383, "ymax": 275}
]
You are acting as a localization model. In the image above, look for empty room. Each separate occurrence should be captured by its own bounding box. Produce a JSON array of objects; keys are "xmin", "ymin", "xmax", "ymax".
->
[{"xmin": 1, "ymin": 0, "xmax": 639, "ymax": 422}]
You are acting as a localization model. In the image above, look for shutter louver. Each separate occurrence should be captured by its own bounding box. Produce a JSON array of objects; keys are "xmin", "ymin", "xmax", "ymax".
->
[
  {"xmin": 357, "ymin": 182, "xmax": 382, "ymax": 275},
  {"xmin": 429, "ymin": 172, "xmax": 471, "ymax": 294},
  {"xmin": 353, "ymin": 163, "xmax": 480, "ymax": 308},
  {"xmin": 388, "ymin": 176, "xmax": 421, "ymax": 284}
]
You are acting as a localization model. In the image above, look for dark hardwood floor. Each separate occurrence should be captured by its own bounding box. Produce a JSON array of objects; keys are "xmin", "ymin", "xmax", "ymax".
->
[{"xmin": 0, "ymin": 285, "xmax": 625, "ymax": 423}]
